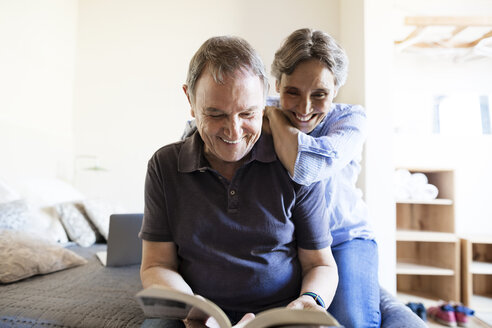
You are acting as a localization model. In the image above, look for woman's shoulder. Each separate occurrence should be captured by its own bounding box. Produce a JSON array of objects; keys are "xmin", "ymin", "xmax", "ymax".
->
[{"xmin": 331, "ymin": 103, "xmax": 366, "ymax": 115}]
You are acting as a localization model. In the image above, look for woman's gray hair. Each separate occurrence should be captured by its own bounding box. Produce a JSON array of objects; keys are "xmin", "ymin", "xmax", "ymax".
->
[
  {"xmin": 271, "ymin": 28, "xmax": 348, "ymax": 88},
  {"xmin": 185, "ymin": 36, "xmax": 269, "ymax": 104}
]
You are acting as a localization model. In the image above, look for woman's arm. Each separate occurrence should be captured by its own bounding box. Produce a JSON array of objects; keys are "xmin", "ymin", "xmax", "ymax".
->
[
  {"xmin": 287, "ymin": 246, "xmax": 338, "ymax": 311},
  {"xmin": 264, "ymin": 106, "xmax": 299, "ymax": 176},
  {"xmin": 264, "ymin": 104, "xmax": 367, "ymax": 185}
]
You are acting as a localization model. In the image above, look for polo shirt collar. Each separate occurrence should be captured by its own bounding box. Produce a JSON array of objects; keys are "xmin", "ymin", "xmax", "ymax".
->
[{"xmin": 178, "ymin": 131, "xmax": 276, "ymax": 173}]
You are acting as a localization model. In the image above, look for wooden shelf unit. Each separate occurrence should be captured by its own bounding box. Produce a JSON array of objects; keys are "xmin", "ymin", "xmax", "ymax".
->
[
  {"xmin": 461, "ymin": 236, "xmax": 492, "ymax": 312},
  {"xmin": 396, "ymin": 169, "xmax": 460, "ymax": 302}
]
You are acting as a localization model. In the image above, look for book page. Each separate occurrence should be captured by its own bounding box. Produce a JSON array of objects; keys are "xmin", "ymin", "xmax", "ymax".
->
[
  {"xmin": 136, "ymin": 285, "xmax": 232, "ymax": 328},
  {"xmin": 239, "ymin": 308, "xmax": 340, "ymax": 328}
]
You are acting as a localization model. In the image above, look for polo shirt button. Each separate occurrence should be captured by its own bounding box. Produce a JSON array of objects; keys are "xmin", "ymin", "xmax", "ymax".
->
[{"xmin": 230, "ymin": 190, "xmax": 236, "ymax": 196}]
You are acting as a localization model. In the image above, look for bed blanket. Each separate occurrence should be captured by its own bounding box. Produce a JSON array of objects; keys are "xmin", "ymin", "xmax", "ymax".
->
[
  {"xmin": 0, "ymin": 244, "xmax": 145, "ymax": 328},
  {"xmin": 0, "ymin": 244, "xmax": 425, "ymax": 328}
]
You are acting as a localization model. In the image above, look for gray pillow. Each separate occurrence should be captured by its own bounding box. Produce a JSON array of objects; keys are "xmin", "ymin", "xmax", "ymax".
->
[
  {"xmin": 0, "ymin": 229, "xmax": 87, "ymax": 283},
  {"xmin": 55, "ymin": 203, "xmax": 97, "ymax": 247},
  {"xmin": 0, "ymin": 199, "xmax": 28, "ymax": 230}
]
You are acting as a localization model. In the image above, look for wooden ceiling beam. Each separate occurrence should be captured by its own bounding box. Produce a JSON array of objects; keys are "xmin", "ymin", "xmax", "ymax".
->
[
  {"xmin": 404, "ymin": 16, "xmax": 492, "ymax": 27},
  {"xmin": 455, "ymin": 29, "xmax": 492, "ymax": 48}
]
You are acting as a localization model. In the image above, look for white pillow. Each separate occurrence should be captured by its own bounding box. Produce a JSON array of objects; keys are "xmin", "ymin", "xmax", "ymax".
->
[
  {"xmin": 0, "ymin": 199, "xmax": 29, "ymax": 230},
  {"xmin": 0, "ymin": 178, "xmax": 21, "ymax": 203},
  {"xmin": 55, "ymin": 203, "xmax": 96, "ymax": 247},
  {"xmin": 0, "ymin": 229, "xmax": 87, "ymax": 283},
  {"xmin": 83, "ymin": 199, "xmax": 125, "ymax": 240},
  {"xmin": 24, "ymin": 207, "xmax": 69, "ymax": 244},
  {"xmin": 17, "ymin": 177, "xmax": 85, "ymax": 208}
]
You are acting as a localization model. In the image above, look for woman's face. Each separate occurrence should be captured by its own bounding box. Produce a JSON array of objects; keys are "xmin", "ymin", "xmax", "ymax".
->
[{"xmin": 276, "ymin": 59, "xmax": 337, "ymax": 133}]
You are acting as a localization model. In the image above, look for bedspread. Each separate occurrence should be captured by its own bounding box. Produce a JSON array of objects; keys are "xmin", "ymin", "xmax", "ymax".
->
[
  {"xmin": 0, "ymin": 244, "xmax": 426, "ymax": 328},
  {"xmin": 0, "ymin": 244, "xmax": 145, "ymax": 328}
]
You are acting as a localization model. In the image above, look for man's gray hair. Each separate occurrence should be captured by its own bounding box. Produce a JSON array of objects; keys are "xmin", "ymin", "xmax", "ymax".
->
[
  {"xmin": 271, "ymin": 28, "xmax": 348, "ymax": 88},
  {"xmin": 185, "ymin": 36, "xmax": 269, "ymax": 104}
]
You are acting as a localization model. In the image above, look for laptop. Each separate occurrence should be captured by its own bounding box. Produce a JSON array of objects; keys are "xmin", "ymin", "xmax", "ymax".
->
[{"xmin": 96, "ymin": 213, "xmax": 143, "ymax": 267}]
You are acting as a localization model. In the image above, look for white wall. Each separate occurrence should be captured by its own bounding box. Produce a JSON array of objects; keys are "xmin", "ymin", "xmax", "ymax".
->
[
  {"xmin": 338, "ymin": 0, "xmax": 396, "ymax": 292},
  {"xmin": 0, "ymin": 0, "xmax": 78, "ymax": 186},
  {"xmin": 392, "ymin": 55, "xmax": 492, "ymax": 235},
  {"xmin": 392, "ymin": 0, "xmax": 492, "ymax": 236},
  {"xmin": 1, "ymin": 1, "xmax": 399, "ymax": 287},
  {"xmin": 73, "ymin": 0, "xmax": 341, "ymax": 211}
]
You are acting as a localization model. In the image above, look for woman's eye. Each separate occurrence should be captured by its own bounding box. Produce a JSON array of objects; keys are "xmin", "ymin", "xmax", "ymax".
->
[{"xmin": 312, "ymin": 93, "xmax": 327, "ymax": 99}]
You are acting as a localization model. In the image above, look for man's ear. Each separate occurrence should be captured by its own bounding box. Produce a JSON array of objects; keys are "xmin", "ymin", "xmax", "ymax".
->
[
  {"xmin": 182, "ymin": 84, "xmax": 195, "ymax": 117},
  {"xmin": 183, "ymin": 84, "xmax": 191, "ymax": 104}
]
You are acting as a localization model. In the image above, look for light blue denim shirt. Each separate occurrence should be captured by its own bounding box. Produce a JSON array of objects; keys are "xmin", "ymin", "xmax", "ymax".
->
[{"xmin": 267, "ymin": 97, "xmax": 374, "ymax": 246}]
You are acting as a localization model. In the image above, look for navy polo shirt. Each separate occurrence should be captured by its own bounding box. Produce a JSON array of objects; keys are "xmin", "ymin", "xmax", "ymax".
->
[{"xmin": 140, "ymin": 132, "xmax": 331, "ymax": 314}]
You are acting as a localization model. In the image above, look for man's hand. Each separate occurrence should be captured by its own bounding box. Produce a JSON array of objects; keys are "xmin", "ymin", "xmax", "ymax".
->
[
  {"xmin": 184, "ymin": 313, "xmax": 255, "ymax": 328},
  {"xmin": 183, "ymin": 318, "xmax": 208, "ymax": 328},
  {"xmin": 287, "ymin": 295, "xmax": 326, "ymax": 312},
  {"xmin": 231, "ymin": 313, "xmax": 255, "ymax": 328}
]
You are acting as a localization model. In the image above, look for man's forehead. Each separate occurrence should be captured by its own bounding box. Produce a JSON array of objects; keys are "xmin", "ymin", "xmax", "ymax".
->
[{"xmin": 201, "ymin": 65, "xmax": 261, "ymax": 85}]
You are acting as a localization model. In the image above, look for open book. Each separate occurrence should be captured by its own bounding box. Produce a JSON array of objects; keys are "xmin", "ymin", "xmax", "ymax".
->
[{"xmin": 136, "ymin": 285, "xmax": 341, "ymax": 328}]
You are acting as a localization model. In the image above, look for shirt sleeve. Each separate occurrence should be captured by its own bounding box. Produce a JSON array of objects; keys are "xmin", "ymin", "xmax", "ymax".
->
[
  {"xmin": 293, "ymin": 104, "xmax": 367, "ymax": 186},
  {"xmin": 139, "ymin": 156, "xmax": 173, "ymax": 242},
  {"xmin": 292, "ymin": 181, "xmax": 332, "ymax": 250}
]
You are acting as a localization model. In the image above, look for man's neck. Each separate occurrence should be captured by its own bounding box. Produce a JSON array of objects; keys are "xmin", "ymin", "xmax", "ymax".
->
[{"xmin": 205, "ymin": 154, "xmax": 249, "ymax": 181}]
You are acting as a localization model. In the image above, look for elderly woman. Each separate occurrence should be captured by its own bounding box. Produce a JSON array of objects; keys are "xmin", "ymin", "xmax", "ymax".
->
[{"xmin": 264, "ymin": 28, "xmax": 380, "ymax": 328}]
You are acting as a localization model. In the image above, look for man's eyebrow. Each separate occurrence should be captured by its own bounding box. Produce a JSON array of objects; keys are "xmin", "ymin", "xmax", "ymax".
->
[
  {"xmin": 243, "ymin": 106, "xmax": 259, "ymax": 111},
  {"xmin": 204, "ymin": 107, "xmax": 224, "ymax": 113},
  {"xmin": 204, "ymin": 106, "xmax": 260, "ymax": 113}
]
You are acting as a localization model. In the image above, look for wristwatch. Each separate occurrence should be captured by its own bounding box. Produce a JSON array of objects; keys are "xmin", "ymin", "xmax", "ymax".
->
[{"xmin": 302, "ymin": 292, "xmax": 326, "ymax": 308}]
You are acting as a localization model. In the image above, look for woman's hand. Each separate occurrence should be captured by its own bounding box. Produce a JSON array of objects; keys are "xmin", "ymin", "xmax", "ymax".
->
[{"xmin": 262, "ymin": 106, "xmax": 277, "ymax": 134}]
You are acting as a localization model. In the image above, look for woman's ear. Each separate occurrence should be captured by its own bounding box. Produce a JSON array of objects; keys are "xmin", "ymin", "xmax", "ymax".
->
[
  {"xmin": 333, "ymin": 87, "xmax": 339, "ymax": 99},
  {"xmin": 275, "ymin": 79, "xmax": 280, "ymax": 93}
]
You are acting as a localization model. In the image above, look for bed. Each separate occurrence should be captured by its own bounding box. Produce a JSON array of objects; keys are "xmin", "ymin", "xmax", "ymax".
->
[
  {"xmin": 0, "ymin": 245, "xmax": 426, "ymax": 328},
  {"xmin": 0, "ymin": 178, "xmax": 426, "ymax": 328},
  {"xmin": 0, "ymin": 244, "xmax": 145, "ymax": 328}
]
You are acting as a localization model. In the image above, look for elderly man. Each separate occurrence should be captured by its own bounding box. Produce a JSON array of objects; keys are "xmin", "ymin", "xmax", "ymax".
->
[{"xmin": 139, "ymin": 36, "xmax": 338, "ymax": 327}]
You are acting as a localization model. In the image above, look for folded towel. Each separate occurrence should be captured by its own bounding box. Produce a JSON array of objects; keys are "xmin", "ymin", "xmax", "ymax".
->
[{"xmin": 394, "ymin": 169, "xmax": 439, "ymax": 200}]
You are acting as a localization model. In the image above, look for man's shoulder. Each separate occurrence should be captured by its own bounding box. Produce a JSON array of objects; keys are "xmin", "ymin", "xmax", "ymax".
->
[
  {"xmin": 148, "ymin": 140, "xmax": 187, "ymax": 169},
  {"xmin": 152, "ymin": 140, "xmax": 185, "ymax": 158}
]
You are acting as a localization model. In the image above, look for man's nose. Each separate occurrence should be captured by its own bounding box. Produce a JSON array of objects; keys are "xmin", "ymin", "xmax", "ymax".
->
[{"xmin": 224, "ymin": 116, "xmax": 242, "ymax": 139}]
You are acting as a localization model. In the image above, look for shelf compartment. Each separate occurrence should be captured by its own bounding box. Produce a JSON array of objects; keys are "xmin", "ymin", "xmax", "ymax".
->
[
  {"xmin": 396, "ymin": 203, "xmax": 455, "ymax": 233},
  {"xmin": 471, "ymin": 261, "xmax": 492, "ymax": 275},
  {"xmin": 396, "ymin": 291, "xmax": 439, "ymax": 309},
  {"xmin": 469, "ymin": 293, "xmax": 492, "ymax": 312},
  {"xmin": 397, "ymin": 240, "xmax": 460, "ymax": 272},
  {"xmin": 397, "ymin": 230, "xmax": 458, "ymax": 242},
  {"xmin": 461, "ymin": 238, "xmax": 492, "ymax": 308},
  {"xmin": 396, "ymin": 198, "xmax": 453, "ymax": 205},
  {"xmin": 397, "ymin": 261, "xmax": 455, "ymax": 275},
  {"xmin": 397, "ymin": 275, "xmax": 460, "ymax": 302}
]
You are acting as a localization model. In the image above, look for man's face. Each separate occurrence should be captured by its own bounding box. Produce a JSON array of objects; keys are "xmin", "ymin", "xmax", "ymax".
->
[
  {"xmin": 191, "ymin": 68, "xmax": 265, "ymax": 165},
  {"xmin": 276, "ymin": 59, "xmax": 337, "ymax": 133}
]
